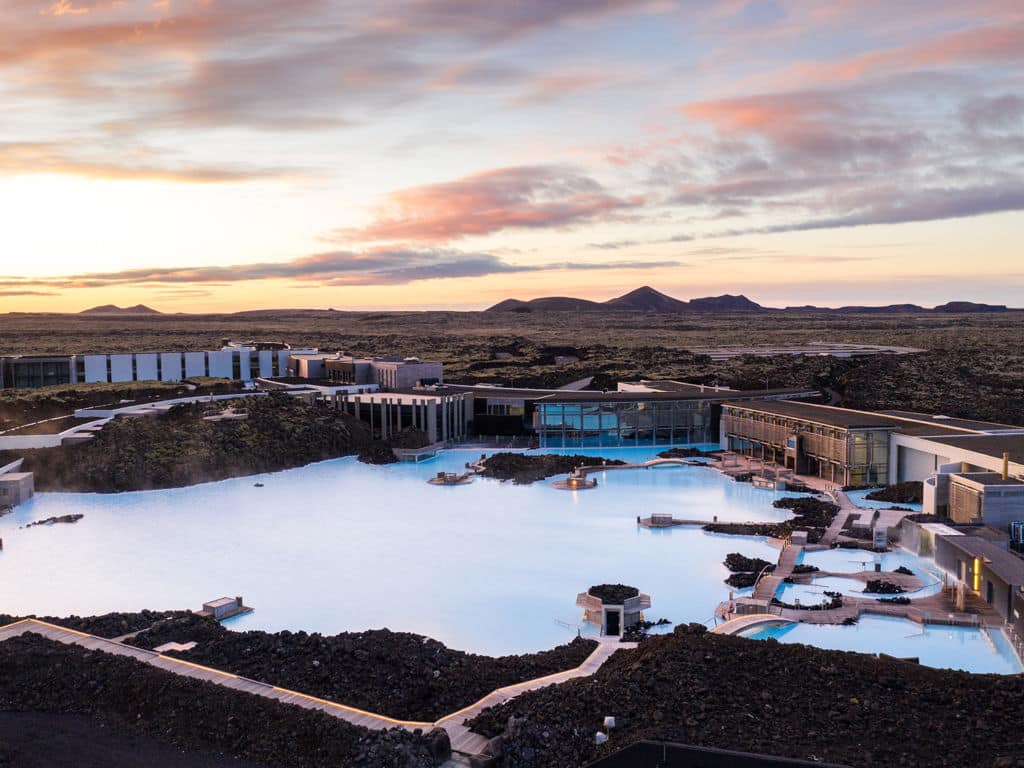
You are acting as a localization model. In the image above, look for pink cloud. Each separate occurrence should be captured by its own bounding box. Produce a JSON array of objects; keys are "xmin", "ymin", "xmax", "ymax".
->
[{"xmin": 335, "ymin": 166, "xmax": 644, "ymax": 245}]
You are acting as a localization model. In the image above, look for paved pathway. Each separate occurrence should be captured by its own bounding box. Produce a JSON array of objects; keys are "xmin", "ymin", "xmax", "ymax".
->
[
  {"xmin": 0, "ymin": 618, "xmax": 632, "ymax": 760},
  {"xmin": 821, "ymin": 489, "xmax": 857, "ymax": 546},
  {"xmin": 753, "ymin": 542, "xmax": 802, "ymax": 601},
  {"xmin": 436, "ymin": 637, "xmax": 635, "ymax": 755}
]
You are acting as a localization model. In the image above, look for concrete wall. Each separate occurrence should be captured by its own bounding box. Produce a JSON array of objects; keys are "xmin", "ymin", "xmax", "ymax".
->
[
  {"xmin": 208, "ymin": 350, "xmax": 233, "ymax": 378},
  {"xmin": 889, "ymin": 434, "xmax": 952, "ymax": 484},
  {"xmin": 934, "ymin": 535, "xmax": 965, "ymax": 581},
  {"xmin": 236, "ymin": 349, "xmax": 252, "ymax": 381},
  {"xmin": 395, "ymin": 361, "xmax": 443, "ymax": 388},
  {"xmin": 277, "ymin": 350, "xmax": 292, "ymax": 376},
  {"xmin": 109, "ymin": 354, "xmax": 132, "ymax": 382},
  {"xmin": 897, "ymin": 444, "xmax": 946, "ymax": 483},
  {"xmin": 0, "ymin": 472, "xmax": 34, "ymax": 507},
  {"xmin": 258, "ymin": 350, "xmax": 275, "ymax": 378},
  {"xmin": 135, "ymin": 353, "xmax": 159, "ymax": 381},
  {"xmin": 979, "ymin": 488, "xmax": 1024, "ymax": 530},
  {"xmin": 0, "ymin": 434, "xmax": 64, "ymax": 450},
  {"xmin": 892, "ymin": 432, "xmax": 1024, "ymax": 485},
  {"xmin": 292, "ymin": 357, "xmax": 326, "ymax": 379},
  {"xmin": 184, "ymin": 352, "xmax": 206, "ymax": 378},
  {"xmin": 83, "ymin": 355, "xmax": 107, "ymax": 383},
  {"xmin": 160, "ymin": 352, "xmax": 183, "ymax": 381}
]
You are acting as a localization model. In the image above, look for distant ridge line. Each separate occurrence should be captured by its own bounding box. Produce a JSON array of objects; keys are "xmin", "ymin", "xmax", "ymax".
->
[
  {"xmin": 80, "ymin": 304, "xmax": 162, "ymax": 315},
  {"xmin": 484, "ymin": 286, "xmax": 1016, "ymax": 314}
]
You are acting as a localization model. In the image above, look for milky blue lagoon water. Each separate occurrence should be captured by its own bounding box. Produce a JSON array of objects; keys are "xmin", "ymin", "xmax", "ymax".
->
[
  {"xmin": 0, "ymin": 447, "xmax": 789, "ymax": 655},
  {"xmin": 1, "ymin": 447, "xmax": 1017, "ymax": 673},
  {"xmin": 845, "ymin": 488, "xmax": 922, "ymax": 512},
  {"xmin": 745, "ymin": 615, "xmax": 1022, "ymax": 675},
  {"xmin": 775, "ymin": 547, "xmax": 945, "ymax": 604}
]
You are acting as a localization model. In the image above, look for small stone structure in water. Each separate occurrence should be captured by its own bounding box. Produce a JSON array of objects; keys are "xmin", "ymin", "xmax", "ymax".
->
[{"xmin": 576, "ymin": 584, "xmax": 651, "ymax": 637}]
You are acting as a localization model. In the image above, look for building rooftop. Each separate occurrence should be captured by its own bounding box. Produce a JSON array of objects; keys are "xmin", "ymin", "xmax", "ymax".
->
[
  {"xmin": 878, "ymin": 410, "xmax": 1022, "ymax": 433},
  {"xmin": 725, "ymin": 400, "xmax": 1023, "ymax": 437},
  {"xmin": 924, "ymin": 434, "xmax": 1024, "ymax": 466},
  {"xmin": 724, "ymin": 400, "xmax": 904, "ymax": 429},
  {"xmin": 951, "ymin": 472, "xmax": 1024, "ymax": 487},
  {"xmin": 538, "ymin": 387, "xmax": 818, "ymax": 404},
  {"xmin": 937, "ymin": 535, "xmax": 1024, "ymax": 585},
  {"xmin": 203, "ymin": 597, "xmax": 237, "ymax": 608},
  {"xmin": 618, "ymin": 379, "xmax": 738, "ymax": 393}
]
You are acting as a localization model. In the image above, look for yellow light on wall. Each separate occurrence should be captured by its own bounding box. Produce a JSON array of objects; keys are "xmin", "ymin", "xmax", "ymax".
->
[{"xmin": 973, "ymin": 558, "xmax": 981, "ymax": 592}]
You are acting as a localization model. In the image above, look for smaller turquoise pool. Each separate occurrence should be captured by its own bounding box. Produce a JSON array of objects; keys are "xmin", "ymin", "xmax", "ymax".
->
[
  {"xmin": 777, "ymin": 547, "xmax": 946, "ymax": 602},
  {"xmin": 846, "ymin": 488, "xmax": 922, "ymax": 512},
  {"xmin": 744, "ymin": 615, "xmax": 1022, "ymax": 674}
]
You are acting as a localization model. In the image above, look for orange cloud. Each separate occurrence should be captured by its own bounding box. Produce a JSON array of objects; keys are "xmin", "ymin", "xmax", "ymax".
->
[
  {"xmin": 683, "ymin": 92, "xmax": 846, "ymax": 134},
  {"xmin": 335, "ymin": 166, "xmax": 644, "ymax": 245},
  {"xmin": 0, "ymin": 141, "xmax": 293, "ymax": 183}
]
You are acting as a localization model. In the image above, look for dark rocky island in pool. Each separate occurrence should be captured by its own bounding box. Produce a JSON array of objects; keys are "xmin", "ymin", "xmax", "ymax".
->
[
  {"xmin": 704, "ymin": 496, "xmax": 839, "ymax": 543},
  {"xmin": 22, "ymin": 514, "xmax": 84, "ymax": 528},
  {"xmin": 1, "ymin": 393, "xmax": 429, "ymax": 492},
  {"xmin": 722, "ymin": 552, "xmax": 776, "ymax": 588},
  {"xmin": 865, "ymin": 481, "xmax": 924, "ymax": 505},
  {"xmin": 585, "ymin": 583, "xmax": 640, "ymax": 604},
  {"xmin": 478, "ymin": 452, "xmax": 626, "ymax": 484},
  {"xmin": 656, "ymin": 446, "xmax": 719, "ymax": 459}
]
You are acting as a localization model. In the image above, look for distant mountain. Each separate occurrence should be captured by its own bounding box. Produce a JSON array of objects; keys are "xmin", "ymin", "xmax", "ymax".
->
[
  {"xmin": 830, "ymin": 304, "xmax": 927, "ymax": 314},
  {"xmin": 486, "ymin": 287, "xmax": 1018, "ymax": 314},
  {"xmin": 487, "ymin": 296, "xmax": 603, "ymax": 312},
  {"xmin": 603, "ymin": 286, "xmax": 691, "ymax": 312},
  {"xmin": 933, "ymin": 301, "xmax": 1008, "ymax": 313},
  {"xmin": 80, "ymin": 304, "xmax": 161, "ymax": 315},
  {"xmin": 687, "ymin": 294, "xmax": 763, "ymax": 311},
  {"xmin": 486, "ymin": 286, "xmax": 763, "ymax": 313}
]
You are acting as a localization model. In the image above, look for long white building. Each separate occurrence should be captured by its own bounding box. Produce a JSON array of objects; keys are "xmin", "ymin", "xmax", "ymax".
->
[{"xmin": 0, "ymin": 342, "xmax": 318, "ymax": 388}]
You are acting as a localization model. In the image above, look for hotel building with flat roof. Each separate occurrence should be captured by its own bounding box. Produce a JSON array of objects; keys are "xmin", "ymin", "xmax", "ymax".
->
[{"xmin": 720, "ymin": 399, "xmax": 1024, "ymax": 524}]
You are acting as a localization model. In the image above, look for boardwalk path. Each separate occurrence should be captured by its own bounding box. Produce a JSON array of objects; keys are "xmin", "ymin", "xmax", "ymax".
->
[
  {"xmin": 821, "ymin": 489, "xmax": 857, "ymax": 546},
  {"xmin": 0, "ymin": 619, "xmax": 632, "ymax": 759},
  {"xmin": 753, "ymin": 542, "xmax": 802, "ymax": 601}
]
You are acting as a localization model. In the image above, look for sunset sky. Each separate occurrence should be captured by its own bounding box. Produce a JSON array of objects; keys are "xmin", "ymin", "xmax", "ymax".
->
[{"xmin": 1, "ymin": 0, "xmax": 1022, "ymax": 312}]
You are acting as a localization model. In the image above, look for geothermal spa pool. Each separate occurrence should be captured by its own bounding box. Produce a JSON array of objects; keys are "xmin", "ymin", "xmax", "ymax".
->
[
  {"xmin": 775, "ymin": 547, "xmax": 945, "ymax": 603},
  {"xmin": 1, "ymin": 447, "xmax": 1017, "ymax": 673},
  {"xmin": 744, "ymin": 616, "xmax": 1022, "ymax": 675},
  {"xmin": 844, "ymin": 488, "xmax": 923, "ymax": 512}
]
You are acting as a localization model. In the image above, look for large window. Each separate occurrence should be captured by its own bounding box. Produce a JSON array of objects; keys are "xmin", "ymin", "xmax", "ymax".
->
[
  {"xmin": 537, "ymin": 400, "xmax": 712, "ymax": 447},
  {"xmin": 847, "ymin": 429, "xmax": 889, "ymax": 485},
  {"xmin": 12, "ymin": 360, "xmax": 72, "ymax": 388}
]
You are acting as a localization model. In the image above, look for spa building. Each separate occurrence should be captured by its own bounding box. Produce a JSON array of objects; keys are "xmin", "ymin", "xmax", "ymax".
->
[{"xmin": 721, "ymin": 400, "xmax": 1024, "ymax": 521}]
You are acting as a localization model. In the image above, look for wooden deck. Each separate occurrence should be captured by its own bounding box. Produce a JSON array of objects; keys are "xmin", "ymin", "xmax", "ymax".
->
[
  {"xmin": 711, "ymin": 613, "xmax": 793, "ymax": 636},
  {"xmin": 753, "ymin": 542, "xmax": 802, "ymax": 601},
  {"xmin": 574, "ymin": 457, "xmax": 699, "ymax": 476},
  {"xmin": 0, "ymin": 618, "xmax": 633, "ymax": 760},
  {"xmin": 821, "ymin": 489, "xmax": 857, "ymax": 546}
]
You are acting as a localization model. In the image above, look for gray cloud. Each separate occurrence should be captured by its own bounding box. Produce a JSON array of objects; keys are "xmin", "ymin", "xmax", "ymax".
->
[
  {"xmin": 708, "ymin": 183, "xmax": 1024, "ymax": 237},
  {"xmin": 961, "ymin": 94, "xmax": 1024, "ymax": 133},
  {"xmin": 1, "ymin": 250, "xmax": 684, "ymax": 289}
]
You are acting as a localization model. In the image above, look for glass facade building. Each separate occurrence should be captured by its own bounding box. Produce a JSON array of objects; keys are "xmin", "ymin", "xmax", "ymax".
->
[
  {"xmin": 0, "ymin": 357, "xmax": 75, "ymax": 389},
  {"xmin": 536, "ymin": 399, "xmax": 715, "ymax": 448},
  {"xmin": 722, "ymin": 403, "xmax": 893, "ymax": 485}
]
